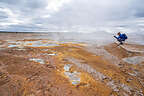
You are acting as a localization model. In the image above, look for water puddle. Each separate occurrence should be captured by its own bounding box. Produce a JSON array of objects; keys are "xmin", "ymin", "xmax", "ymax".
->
[
  {"xmin": 29, "ymin": 58, "xmax": 45, "ymax": 64},
  {"xmin": 7, "ymin": 40, "xmax": 59, "ymax": 48},
  {"xmin": 63, "ymin": 64, "xmax": 81, "ymax": 85},
  {"xmin": 47, "ymin": 53, "xmax": 56, "ymax": 56},
  {"xmin": 7, "ymin": 41, "xmax": 24, "ymax": 48},
  {"xmin": 8, "ymin": 45, "xmax": 18, "ymax": 48},
  {"xmin": 64, "ymin": 64, "xmax": 72, "ymax": 71},
  {"xmin": 42, "ymin": 53, "xmax": 56, "ymax": 56}
]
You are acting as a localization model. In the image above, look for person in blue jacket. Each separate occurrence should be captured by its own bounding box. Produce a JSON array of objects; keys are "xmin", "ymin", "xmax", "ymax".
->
[{"xmin": 114, "ymin": 32, "xmax": 128, "ymax": 45}]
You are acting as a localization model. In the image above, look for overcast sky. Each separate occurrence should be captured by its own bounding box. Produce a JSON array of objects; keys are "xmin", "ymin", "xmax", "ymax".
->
[{"xmin": 0, "ymin": 0, "xmax": 144, "ymax": 33}]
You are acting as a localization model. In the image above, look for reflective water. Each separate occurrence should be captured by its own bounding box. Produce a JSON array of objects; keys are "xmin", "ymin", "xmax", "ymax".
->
[
  {"xmin": 7, "ymin": 40, "xmax": 59, "ymax": 48},
  {"xmin": 64, "ymin": 64, "xmax": 81, "ymax": 85},
  {"xmin": 29, "ymin": 58, "xmax": 45, "ymax": 64}
]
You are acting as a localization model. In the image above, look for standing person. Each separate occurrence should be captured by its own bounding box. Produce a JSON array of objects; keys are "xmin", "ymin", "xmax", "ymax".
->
[{"xmin": 114, "ymin": 32, "xmax": 128, "ymax": 45}]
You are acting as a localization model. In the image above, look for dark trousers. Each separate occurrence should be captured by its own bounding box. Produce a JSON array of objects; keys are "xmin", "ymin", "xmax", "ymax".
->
[{"xmin": 114, "ymin": 36, "xmax": 125, "ymax": 45}]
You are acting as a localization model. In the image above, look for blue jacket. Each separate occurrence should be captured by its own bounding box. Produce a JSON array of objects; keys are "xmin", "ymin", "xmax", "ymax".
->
[{"xmin": 117, "ymin": 33, "xmax": 127, "ymax": 41}]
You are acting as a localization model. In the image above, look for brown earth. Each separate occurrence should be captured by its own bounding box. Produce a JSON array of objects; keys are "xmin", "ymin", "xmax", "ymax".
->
[{"xmin": 0, "ymin": 39, "xmax": 144, "ymax": 96}]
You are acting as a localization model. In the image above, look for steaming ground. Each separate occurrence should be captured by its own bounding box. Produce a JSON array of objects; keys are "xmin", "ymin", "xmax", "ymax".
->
[{"xmin": 0, "ymin": 32, "xmax": 144, "ymax": 96}]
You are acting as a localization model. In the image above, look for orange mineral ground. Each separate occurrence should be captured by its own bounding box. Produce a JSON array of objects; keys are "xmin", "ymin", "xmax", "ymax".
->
[{"xmin": 0, "ymin": 33, "xmax": 144, "ymax": 96}]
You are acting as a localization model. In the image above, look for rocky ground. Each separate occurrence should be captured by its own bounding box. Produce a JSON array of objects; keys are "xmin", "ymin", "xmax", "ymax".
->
[{"xmin": 0, "ymin": 33, "xmax": 144, "ymax": 96}]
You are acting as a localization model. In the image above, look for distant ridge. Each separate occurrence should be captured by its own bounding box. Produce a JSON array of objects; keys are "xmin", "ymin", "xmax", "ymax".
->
[
  {"xmin": 0, "ymin": 31, "xmax": 81, "ymax": 33},
  {"xmin": 0, "ymin": 31, "xmax": 36, "ymax": 33},
  {"xmin": 0, "ymin": 31, "xmax": 62, "ymax": 33}
]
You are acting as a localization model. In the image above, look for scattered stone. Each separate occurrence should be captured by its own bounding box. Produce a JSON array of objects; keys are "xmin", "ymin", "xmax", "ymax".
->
[
  {"xmin": 126, "ymin": 78, "xmax": 133, "ymax": 83},
  {"xmin": 107, "ymin": 81, "xmax": 119, "ymax": 92},
  {"xmin": 128, "ymin": 72, "xmax": 137, "ymax": 77},
  {"xmin": 120, "ymin": 84, "xmax": 132, "ymax": 94},
  {"xmin": 118, "ymin": 63, "xmax": 124, "ymax": 67}
]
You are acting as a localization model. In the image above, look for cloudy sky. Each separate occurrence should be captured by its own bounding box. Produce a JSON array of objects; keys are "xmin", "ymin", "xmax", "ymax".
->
[{"xmin": 0, "ymin": 0, "xmax": 144, "ymax": 33}]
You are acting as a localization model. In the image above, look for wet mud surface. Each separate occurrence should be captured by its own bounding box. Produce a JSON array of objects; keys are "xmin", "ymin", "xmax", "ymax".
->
[{"xmin": 0, "ymin": 33, "xmax": 144, "ymax": 96}]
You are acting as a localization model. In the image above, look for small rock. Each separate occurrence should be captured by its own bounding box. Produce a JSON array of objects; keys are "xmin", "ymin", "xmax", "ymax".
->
[{"xmin": 126, "ymin": 78, "xmax": 133, "ymax": 83}]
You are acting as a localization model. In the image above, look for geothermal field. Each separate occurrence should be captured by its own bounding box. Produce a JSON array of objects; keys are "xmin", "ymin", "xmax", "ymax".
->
[{"xmin": 0, "ymin": 32, "xmax": 144, "ymax": 96}]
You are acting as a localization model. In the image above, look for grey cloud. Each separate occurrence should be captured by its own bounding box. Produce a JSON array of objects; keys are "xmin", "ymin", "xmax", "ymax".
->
[
  {"xmin": 0, "ymin": 12, "xmax": 8, "ymax": 19},
  {"xmin": 24, "ymin": 0, "xmax": 47, "ymax": 9},
  {"xmin": 0, "ymin": 0, "xmax": 144, "ymax": 33},
  {"xmin": 0, "ymin": 0, "xmax": 21, "ymax": 5}
]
